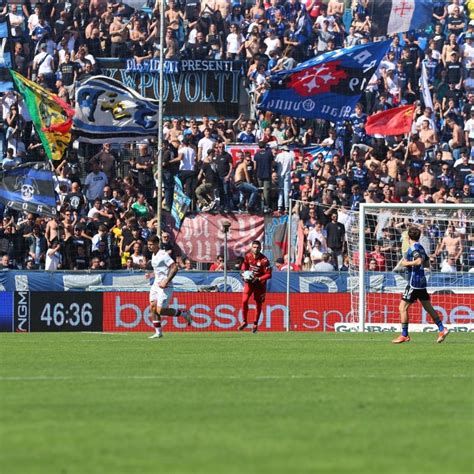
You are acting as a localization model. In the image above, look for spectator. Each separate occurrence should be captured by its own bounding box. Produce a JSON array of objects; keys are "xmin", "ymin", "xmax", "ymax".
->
[
  {"xmin": 254, "ymin": 142, "xmax": 274, "ymax": 214},
  {"xmin": 92, "ymin": 143, "xmax": 116, "ymax": 181},
  {"xmin": 131, "ymin": 193, "xmax": 153, "ymax": 219},
  {"xmin": 131, "ymin": 143, "xmax": 155, "ymax": 202},
  {"xmin": 45, "ymin": 239, "xmax": 63, "ymax": 271},
  {"xmin": 109, "ymin": 13, "xmax": 128, "ymax": 58},
  {"xmin": 440, "ymin": 254, "xmax": 458, "ymax": 272},
  {"xmin": 435, "ymin": 225, "xmax": 463, "ymax": 262},
  {"xmin": 25, "ymin": 225, "xmax": 47, "ymax": 269},
  {"xmin": 310, "ymin": 239, "xmax": 325, "ymax": 268},
  {"xmin": 183, "ymin": 258, "xmax": 194, "ymax": 271},
  {"xmin": 325, "ymin": 211, "xmax": 345, "ymax": 270},
  {"xmin": 213, "ymin": 141, "xmax": 233, "ymax": 213},
  {"xmin": 368, "ymin": 243, "xmax": 386, "ymax": 271},
  {"xmin": 209, "ymin": 254, "xmax": 225, "ymax": 271},
  {"xmin": 84, "ymin": 161, "xmax": 108, "ymax": 204},
  {"xmin": 311, "ymin": 253, "xmax": 335, "ymax": 272},
  {"xmin": 275, "ymin": 145, "xmax": 294, "ymax": 213},
  {"xmin": 0, "ymin": 254, "xmax": 12, "ymax": 270},
  {"xmin": 280, "ymin": 254, "xmax": 298, "ymax": 271},
  {"xmin": 177, "ymin": 136, "xmax": 197, "ymax": 205},
  {"xmin": 233, "ymin": 153, "xmax": 259, "ymax": 213}
]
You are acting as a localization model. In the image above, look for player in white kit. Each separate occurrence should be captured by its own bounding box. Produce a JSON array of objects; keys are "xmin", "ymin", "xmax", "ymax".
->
[{"xmin": 145, "ymin": 235, "xmax": 191, "ymax": 338}]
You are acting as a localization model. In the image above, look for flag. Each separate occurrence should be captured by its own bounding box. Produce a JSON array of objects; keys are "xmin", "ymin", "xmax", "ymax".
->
[
  {"xmin": 369, "ymin": 0, "xmax": 432, "ymax": 36},
  {"xmin": 10, "ymin": 71, "xmax": 74, "ymax": 161},
  {"xmin": 171, "ymin": 176, "xmax": 191, "ymax": 230},
  {"xmin": 0, "ymin": 16, "xmax": 14, "ymax": 92},
  {"xmin": 0, "ymin": 163, "xmax": 57, "ymax": 217},
  {"xmin": 303, "ymin": 145, "xmax": 332, "ymax": 162},
  {"xmin": 74, "ymin": 75, "xmax": 159, "ymax": 143},
  {"xmin": 365, "ymin": 104, "xmax": 415, "ymax": 136},
  {"xmin": 259, "ymin": 40, "xmax": 391, "ymax": 120},
  {"xmin": 263, "ymin": 215, "xmax": 288, "ymax": 265},
  {"xmin": 420, "ymin": 62, "xmax": 434, "ymax": 111}
]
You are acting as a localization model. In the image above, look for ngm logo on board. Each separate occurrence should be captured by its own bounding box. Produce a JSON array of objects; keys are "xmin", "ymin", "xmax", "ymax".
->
[{"xmin": 14, "ymin": 292, "xmax": 30, "ymax": 332}]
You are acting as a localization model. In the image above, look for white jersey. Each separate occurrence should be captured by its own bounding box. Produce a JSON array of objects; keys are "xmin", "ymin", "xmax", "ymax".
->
[{"xmin": 151, "ymin": 250, "xmax": 175, "ymax": 286}]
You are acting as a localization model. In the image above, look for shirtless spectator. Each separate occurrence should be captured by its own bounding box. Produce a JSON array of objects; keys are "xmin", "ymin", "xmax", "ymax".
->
[
  {"xmin": 45, "ymin": 217, "xmax": 62, "ymax": 246},
  {"xmin": 433, "ymin": 185, "xmax": 449, "ymax": 203},
  {"xmin": 327, "ymin": 0, "xmax": 344, "ymax": 17},
  {"xmin": 418, "ymin": 119, "xmax": 438, "ymax": 158},
  {"xmin": 435, "ymin": 225, "xmax": 463, "ymax": 262},
  {"xmin": 109, "ymin": 14, "xmax": 128, "ymax": 58},
  {"xmin": 386, "ymin": 150, "xmax": 406, "ymax": 181},
  {"xmin": 234, "ymin": 153, "xmax": 259, "ymax": 213},
  {"xmin": 419, "ymin": 163, "xmax": 437, "ymax": 191}
]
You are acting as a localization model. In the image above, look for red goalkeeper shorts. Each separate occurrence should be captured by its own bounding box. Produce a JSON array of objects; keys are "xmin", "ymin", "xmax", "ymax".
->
[{"xmin": 243, "ymin": 282, "xmax": 266, "ymax": 303}]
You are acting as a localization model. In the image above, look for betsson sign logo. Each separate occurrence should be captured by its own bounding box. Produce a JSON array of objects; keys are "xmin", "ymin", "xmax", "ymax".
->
[
  {"xmin": 103, "ymin": 293, "xmax": 354, "ymax": 332},
  {"xmin": 102, "ymin": 293, "xmax": 473, "ymax": 332}
]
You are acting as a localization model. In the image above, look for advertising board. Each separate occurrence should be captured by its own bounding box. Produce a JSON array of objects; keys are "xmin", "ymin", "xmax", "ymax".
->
[{"xmin": 103, "ymin": 292, "xmax": 474, "ymax": 332}]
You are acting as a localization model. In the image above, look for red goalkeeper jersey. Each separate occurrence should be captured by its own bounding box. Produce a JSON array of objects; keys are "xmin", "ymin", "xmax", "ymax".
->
[{"xmin": 241, "ymin": 251, "xmax": 272, "ymax": 286}]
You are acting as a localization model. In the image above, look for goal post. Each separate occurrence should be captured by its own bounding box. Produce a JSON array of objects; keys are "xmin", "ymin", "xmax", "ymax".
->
[{"xmin": 348, "ymin": 203, "xmax": 474, "ymax": 332}]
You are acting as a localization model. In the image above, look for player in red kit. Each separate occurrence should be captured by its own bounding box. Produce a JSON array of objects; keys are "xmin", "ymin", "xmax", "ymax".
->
[{"xmin": 239, "ymin": 240, "xmax": 272, "ymax": 333}]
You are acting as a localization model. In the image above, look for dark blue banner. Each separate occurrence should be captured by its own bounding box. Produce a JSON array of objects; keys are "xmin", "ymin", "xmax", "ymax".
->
[
  {"xmin": 95, "ymin": 58, "xmax": 242, "ymax": 119},
  {"xmin": 0, "ymin": 163, "xmax": 57, "ymax": 217},
  {"xmin": 259, "ymin": 40, "xmax": 391, "ymax": 120}
]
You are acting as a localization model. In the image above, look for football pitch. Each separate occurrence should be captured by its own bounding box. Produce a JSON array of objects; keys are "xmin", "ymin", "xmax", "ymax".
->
[{"xmin": 0, "ymin": 332, "xmax": 472, "ymax": 474}]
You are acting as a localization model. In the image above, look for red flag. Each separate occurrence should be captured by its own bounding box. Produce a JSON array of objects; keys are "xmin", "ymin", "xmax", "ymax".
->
[{"xmin": 365, "ymin": 105, "xmax": 415, "ymax": 136}]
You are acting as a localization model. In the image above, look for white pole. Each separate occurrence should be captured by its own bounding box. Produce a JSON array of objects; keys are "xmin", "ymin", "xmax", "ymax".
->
[
  {"xmin": 358, "ymin": 204, "xmax": 366, "ymax": 332},
  {"xmin": 285, "ymin": 198, "xmax": 292, "ymax": 332},
  {"xmin": 155, "ymin": 0, "xmax": 165, "ymax": 231}
]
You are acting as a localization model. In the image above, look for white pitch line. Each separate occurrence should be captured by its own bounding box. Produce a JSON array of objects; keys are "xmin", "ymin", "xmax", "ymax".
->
[
  {"xmin": 79, "ymin": 332, "xmax": 131, "ymax": 335},
  {"xmin": 0, "ymin": 374, "xmax": 471, "ymax": 382}
]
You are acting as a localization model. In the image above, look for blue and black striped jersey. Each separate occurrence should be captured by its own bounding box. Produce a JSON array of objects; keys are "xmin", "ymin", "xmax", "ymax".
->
[{"xmin": 406, "ymin": 243, "xmax": 428, "ymax": 289}]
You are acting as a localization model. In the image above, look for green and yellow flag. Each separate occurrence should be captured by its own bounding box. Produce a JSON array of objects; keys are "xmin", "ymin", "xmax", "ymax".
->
[{"xmin": 9, "ymin": 71, "xmax": 75, "ymax": 161}]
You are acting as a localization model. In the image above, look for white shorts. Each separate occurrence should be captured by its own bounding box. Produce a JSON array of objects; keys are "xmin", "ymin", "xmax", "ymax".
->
[{"xmin": 149, "ymin": 285, "xmax": 173, "ymax": 307}]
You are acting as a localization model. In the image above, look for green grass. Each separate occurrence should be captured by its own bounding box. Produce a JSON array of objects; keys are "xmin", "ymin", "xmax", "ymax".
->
[{"xmin": 0, "ymin": 332, "xmax": 473, "ymax": 474}]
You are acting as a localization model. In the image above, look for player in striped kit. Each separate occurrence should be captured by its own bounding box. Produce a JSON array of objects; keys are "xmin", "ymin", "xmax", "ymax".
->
[
  {"xmin": 393, "ymin": 227, "xmax": 449, "ymax": 344},
  {"xmin": 146, "ymin": 235, "xmax": 191, "ymax": 339}
]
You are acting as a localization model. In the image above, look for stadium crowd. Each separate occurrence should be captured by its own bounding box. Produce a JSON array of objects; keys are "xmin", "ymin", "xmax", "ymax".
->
[{"xmin": 0, "ymin": 0, "xmax": 473, "ymax": 272}]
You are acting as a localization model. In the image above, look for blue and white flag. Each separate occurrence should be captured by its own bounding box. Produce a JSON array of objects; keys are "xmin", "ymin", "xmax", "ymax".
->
[
  {"xmin": 74, "ymin": 75, "xmax": 159, "ymax": 143},
  {"xmin": 259, "ymin": 40, "xmax": 390, "ymax": 120},
  {"xmin": 0, "ymin": 163, "xmax": 57, "ymax": 217},
  {"xmin": 303, "ymin": 146, "xmax": 333, "ymax": 162},
  {"xmin": 369, "ymin": 0, "xmax": 433, "ymax": 36},
  {"xmin": 420, "ymin": 62, "xmax": 434, "ymax": 111},
  {"xmin": 171, "ymin": 176, "xmax": 191, "ymax": 230}
]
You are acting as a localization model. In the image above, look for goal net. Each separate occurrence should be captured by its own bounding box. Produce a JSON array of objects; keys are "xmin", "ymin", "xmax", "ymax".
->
[{"xmin": 346, "ymin": 203, "xmax": 474, "ymax": 332}]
